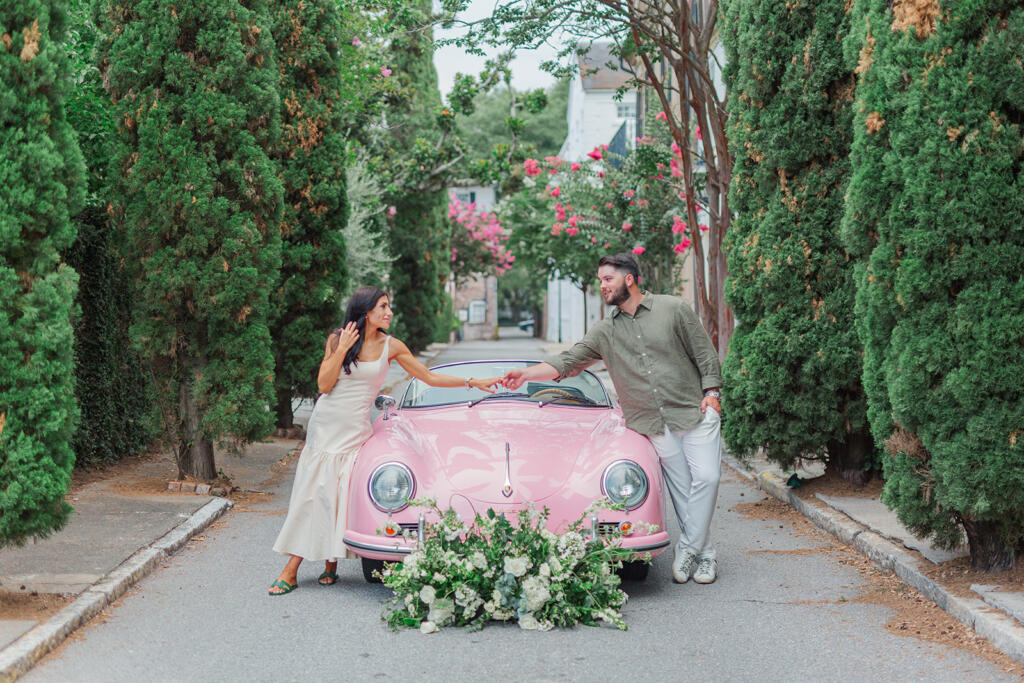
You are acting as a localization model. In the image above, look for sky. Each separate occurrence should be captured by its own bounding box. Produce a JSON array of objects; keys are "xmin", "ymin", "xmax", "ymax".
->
[{"xmin": 432, "ymin": 0, "xmax": 561, "ymax": 96}]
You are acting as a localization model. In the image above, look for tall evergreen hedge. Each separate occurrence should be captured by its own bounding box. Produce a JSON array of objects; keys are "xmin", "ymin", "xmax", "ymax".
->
[
  {"xmin": 384, "ymin": 0, "xmax": 448, "ymax": 353},
  {"xmin": 844, "ymin": 0, "xmax": 1024, "ymax": 569},
  {"xmin": 268, "ymin": 0, "xmax": 348, "ymax": 428},
  {"xmin": 64, "ymin": 1, "xmax": 152, "ymax": 467},
  {"xmin": 95, "ymin": 0, "xmax": 283, "ymax": 479},
  {"xmin": 1, "ymin": 0, "xmax": 85, "ymax": 544},
  {"xmin": 721, "ymin": 0, "xmax": 875, "ymax": 482}
]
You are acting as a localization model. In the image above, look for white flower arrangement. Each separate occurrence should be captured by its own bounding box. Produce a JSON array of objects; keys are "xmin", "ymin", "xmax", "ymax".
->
[{"xmin": 379, "ymin": 498, "xmax": 656, "ymax": 632}]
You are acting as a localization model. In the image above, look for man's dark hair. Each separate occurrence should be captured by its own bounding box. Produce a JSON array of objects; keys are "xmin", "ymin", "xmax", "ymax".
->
[{"xmin": 598, "ymin": 253, "xmax": 640, "ymax": 284}]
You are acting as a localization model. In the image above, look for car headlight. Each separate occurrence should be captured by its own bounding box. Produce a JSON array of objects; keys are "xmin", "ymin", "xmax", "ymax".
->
[
  {"xmin": 601, "ymin": 460, "xmax": 649, "ymax": 510},
  {"xmin": 368, "ymin": 462, "xmax": 415, "ymax": 513}
]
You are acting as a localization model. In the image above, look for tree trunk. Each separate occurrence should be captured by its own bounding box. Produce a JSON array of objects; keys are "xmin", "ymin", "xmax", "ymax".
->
[
  {"xmin": 826, "ymin": 430, "xmax": 874, "ymax": 487},
  {"xmin": 274, "ymin": 385, "xmax": 294, "ymax": 430},
  {"xmin": 962, "ymin": 519, "xmax": 1017, "ymax": 571},
  {"xmin": 176, "ymin": 356, "xmax": 217, "ymax": 480}
]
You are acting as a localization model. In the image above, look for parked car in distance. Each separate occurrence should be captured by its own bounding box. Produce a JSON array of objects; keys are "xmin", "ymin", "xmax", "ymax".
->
[{"xmin": 343, "ymin": 360, "xmax": 669, "ymax": 582}]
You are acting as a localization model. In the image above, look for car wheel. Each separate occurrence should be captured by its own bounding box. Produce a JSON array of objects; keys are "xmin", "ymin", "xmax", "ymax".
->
[
  {"xmin": 362, "ymin": 558, "xmax": 385, "ymax": 583},
  {"xmin": 618, "ymin": 560, "xmax": 650, "ymax": 582}
]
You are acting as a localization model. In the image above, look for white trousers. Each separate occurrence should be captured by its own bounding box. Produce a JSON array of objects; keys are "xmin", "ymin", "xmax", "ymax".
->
[{"xmin": 647, "ymin": 407, "xmax": 722, "ymax": 560}]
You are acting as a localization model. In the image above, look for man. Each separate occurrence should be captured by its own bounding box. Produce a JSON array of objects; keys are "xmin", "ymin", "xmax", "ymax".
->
[{"xmin": 503, "ymin": 253, "xmax": 724, "ymax": 584}]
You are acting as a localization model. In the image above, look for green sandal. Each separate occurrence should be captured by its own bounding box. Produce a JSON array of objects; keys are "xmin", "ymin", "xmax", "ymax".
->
[
  {"xmin": 317, "ymin": 571, "xmax": 339, "ymax": 586},
  {"xmin": 268, "ymin": 579, "xmax": 297, "ymax": 596}
]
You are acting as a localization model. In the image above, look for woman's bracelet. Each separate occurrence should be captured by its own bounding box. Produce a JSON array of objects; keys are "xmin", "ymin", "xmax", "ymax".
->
[{"xmin": 465, "ymin": 377, "xmax": 473, "ymax": 389}]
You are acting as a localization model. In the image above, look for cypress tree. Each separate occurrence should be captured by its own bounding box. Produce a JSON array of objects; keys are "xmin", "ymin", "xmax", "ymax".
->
[
  {"xmin": 383, "ymin": 0, "xmax": 448, "ymax": 352},
  {"xmin": 268, "ymin": 0, "xmax": 348, "ymax": 429},
  {"xmin": 0, "ymin": 0, "xmax": 86, "ymax": 544},
  {"xmin": 844, "ymin": 0, "xmax": 1024, "ymax": 569},
  {"xmin": 720, "ymin": 0, "xmax": 874, "ymax": 482},
  {"xmin": 64, "ymin": 0, "xmax": 152, "ymax": 466},
  {"xmin": 95, "ymin": 0, "xmax": 283, "ymax": 479}
]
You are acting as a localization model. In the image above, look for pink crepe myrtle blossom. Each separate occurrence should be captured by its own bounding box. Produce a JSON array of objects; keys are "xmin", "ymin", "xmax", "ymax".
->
[
  {"xmin": 655, "ymin": 111, "xmax": 667, "ymax": 121},
  {"xmin": 549, "ymin": 186, "xmax": 560, "ymax": 198},
  {"xmin": 352, "ymin": 37, "xmax": 361, "ymax": 47},
  {"xmin": 447, "ymin": 193, "xmax": 513, "ymax": 276},
  {"xmin": 568, "ymin": 215, "xmax": 580, "ymax": 228},
  {"xmin": 671, "ymin": 217, "xmax": 687, "ymax": 234},
  {"xmin": 623, "ymin": 189, "xmax": 635, "ymax": 199},
  {"xmin": 380, "ymin": 67, "xmax": 392, "ymax": 77},
  {"xmin": 673, "ymin": 237, "xmax": 692, "ymax": 253},
  {"xmin": 670, "ymin": 158, "xmax": 682, "ymax": 178},
  {"xmin": 554, "ymin": 202, "xmax": 566, "ymax": 221},
  {"xmin": 695, "ymin": 125, "xmax": 702, "ymax": 141},
  {"xmin": 387, "ymin": 205, "xmax": 397, "ymax": 216},
  {"xmin": 678, "ymin": 191, "xmax": 687, "ymax": 200},
  {"xmin": 551, "ymin": 222, "xmax": 564, "ymax": 235},
  {"xmin": 544, "ymin": 156, "xmax": 563, "ymax": 169},
  {"xmin": 699, "ymin": 223, "xmax": 709, "ymax": 232},
  {"xmin": 598, "ymin": 172, "xmax": 604, "ymax": 178},
  {"xmin": 591, "ymin": 237, "xmax": 597, "ymax": 243},
  {"xmin": 566, "ymin": 227, "xmax": 579, "ymax": 236},
  {"xmin": 671, "ymin": 142, "xmax": 682, "ymax": 157},
  {"xmin": 571, "ymin": 162, "xmax": 581, "ymax": 172},
  {"xmin": 655, "ymin": 174, "xmax": 664, "ymax": 180},
  {"xmin": 621, "ymin": 221, "xmax": 632, "ymax": 231},
  {"xmin": 587, "ymin": 147, "xmax": 603, "ymax": 161},
  {"xmin": 605, "ymin": 202, "xmax": 614, "ymax": 209},
  {"xmin": 632, "ymin": 246, "xmax": 646, "ymax": 255},
  {"xmin": 523, "ymin": 158, "xmax": 541, "ymax": 177}
]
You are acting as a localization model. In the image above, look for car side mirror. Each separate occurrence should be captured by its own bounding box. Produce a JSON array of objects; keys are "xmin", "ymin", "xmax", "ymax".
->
[{"xmin": 374, "ymin": 394, "xmax": 397, "ymax": 420}]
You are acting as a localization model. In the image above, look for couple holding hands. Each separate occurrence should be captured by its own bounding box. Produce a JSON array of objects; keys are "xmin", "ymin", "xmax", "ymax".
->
[{"xmin": 269, "ymin": 253, "xmax": 723, "ymax": 595}]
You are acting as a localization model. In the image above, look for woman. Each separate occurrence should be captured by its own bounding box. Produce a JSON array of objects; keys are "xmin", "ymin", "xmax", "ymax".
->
[{"xmin": 269, "ymin": 286, "xmax": 501, "ymax": 594}]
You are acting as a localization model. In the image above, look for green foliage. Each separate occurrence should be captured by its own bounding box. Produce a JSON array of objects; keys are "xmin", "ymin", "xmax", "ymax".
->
[
  {"xmin": 720, "ymin": 0, "xmax": 874, "ymax": 475},
  {"xmin": 63, "ymin": 0, "xmax": 152, "ymax": 467},
  {"xmin": 1, "ymin": 0, "xmax": 86, "ymax": 544},
  {"xmin": 843, "ymin": 1, "xmax": 1024, "ymax": 566},
  {"xmin": 95, "ymin": 0, "xmax": 283, "ymax": 477},
  {"xmin": 457, "ymin": 79, "xmax": 569, "ymax": 165},
  {"xmin": 377, "ymin": 0, "xmax": 449, "ymax": 351},
  {"xmin": 268, "ymin": 0, "xmax": 349, "ymax": 428}
]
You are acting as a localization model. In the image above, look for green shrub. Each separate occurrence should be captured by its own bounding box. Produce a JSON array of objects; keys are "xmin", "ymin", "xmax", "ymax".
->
[
  {"xmin": 721, "ymin": 0, "xmax": 875, "ymax": 480},
  {"xmin": 1, "ymin": 0, "xmax": 86, "ymax": 544},
  {"xmin": 95, "ymin": 0, "xmax": 283, "ymax": 479},
  {"xmin": 843, "ymin": 0, "xmax": 1024, "ymax": 569}
]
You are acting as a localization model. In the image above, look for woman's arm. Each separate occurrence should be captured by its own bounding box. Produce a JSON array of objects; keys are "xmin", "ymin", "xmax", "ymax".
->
[
  {"xmin": 317, "ymin": 322, "xmax": 359, "ymax": 394},
  {"xmin": 390, "ymin": 338, "xmax": 501, "ymax": 392}
]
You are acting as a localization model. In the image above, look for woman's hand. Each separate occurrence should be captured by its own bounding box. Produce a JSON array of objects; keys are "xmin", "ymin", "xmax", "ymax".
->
[
  {"xmin": 470, "ymin": 377, "xmax": 503, "ymax": 394},
  {"xmin": 329, "ymin": 322, "xmax": 359, "ymax": 355}
]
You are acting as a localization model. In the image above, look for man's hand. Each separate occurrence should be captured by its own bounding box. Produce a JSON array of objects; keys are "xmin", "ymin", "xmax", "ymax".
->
[
  {"xmin": 502, "ymin": 369, "xmax": 527, "ymax": 391},
  {"xmin": 700, "ymin": 395, "xmax": 722, "ymax": 415}
]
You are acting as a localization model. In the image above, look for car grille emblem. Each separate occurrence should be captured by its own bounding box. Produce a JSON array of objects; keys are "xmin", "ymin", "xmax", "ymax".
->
[{"xmin": 502, "ymin": 442, "xmax": 513, "ymax": 498}]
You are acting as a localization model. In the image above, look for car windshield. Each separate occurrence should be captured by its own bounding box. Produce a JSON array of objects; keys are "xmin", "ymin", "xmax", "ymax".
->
[{"xmin": 399, "ymin": 361, "xmax": 611, "ymax": 409}]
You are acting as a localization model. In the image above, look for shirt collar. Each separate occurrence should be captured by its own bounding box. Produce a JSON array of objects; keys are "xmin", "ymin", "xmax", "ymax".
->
[{"xmin": 612, "ymin": 291, "xmax": 653, "ymax": 318}]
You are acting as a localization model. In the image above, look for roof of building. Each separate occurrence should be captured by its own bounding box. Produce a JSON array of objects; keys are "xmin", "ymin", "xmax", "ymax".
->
[{"xmin": 578, "ymin": 43, "xmax": 635, "ymax": 91}]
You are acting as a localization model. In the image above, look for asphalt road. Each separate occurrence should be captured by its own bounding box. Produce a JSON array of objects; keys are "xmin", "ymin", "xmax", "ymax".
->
[{"xmin": 25, "ymin": 336, "xmax": 1014, "ymax": 682}]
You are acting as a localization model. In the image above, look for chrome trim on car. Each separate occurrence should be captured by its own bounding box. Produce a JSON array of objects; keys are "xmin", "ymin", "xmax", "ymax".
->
[
  {"xmin": 367, "ymin": 462, "xmax": 416, "ymax": 513},
  {"xmin": 625, "ymin": 538, "xmax": 671, "ymax": 552},
  {"xmin": 600, "ymin": 459, "xmax": 650, "ymax": 511},
  {"xmin": 343, "ymin": 537, "xmax": 412, "ymax": 555},
  {"xmin": 501, "ymin": 442, "xmax": 513, "ymax": 498}
]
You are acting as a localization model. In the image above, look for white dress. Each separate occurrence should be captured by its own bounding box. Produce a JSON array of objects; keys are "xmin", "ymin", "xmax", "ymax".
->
[{"xmin": 273, "ymin": 336, "xmax": 390, "ymax": 561}]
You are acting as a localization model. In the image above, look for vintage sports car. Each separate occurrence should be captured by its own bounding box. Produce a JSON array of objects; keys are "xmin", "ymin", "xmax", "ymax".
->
[{"xmin": 342, "ymin": 360, "xmax": 670, "ymax": 582}]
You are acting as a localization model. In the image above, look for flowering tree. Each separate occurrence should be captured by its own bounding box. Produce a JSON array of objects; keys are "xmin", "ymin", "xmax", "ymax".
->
[
  {"xmin": 447, "ymin": 194, "xmax": 514, "ymax": 286},
  {"xmin": 499, "ymin": 117, "xmax": 707, "ymax": 328},
  {"xmin": 442, "ymin": 0, "xmax": 733, "ymax": 357}
]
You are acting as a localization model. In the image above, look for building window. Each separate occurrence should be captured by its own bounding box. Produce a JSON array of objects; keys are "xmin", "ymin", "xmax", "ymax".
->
[
  {"xmin": 616, "ymin": 103, "xmax": 636, "ymax": 120},
  {"xmin": 468, "ymin": 299, "xmax": 487, "ymax": 324}
]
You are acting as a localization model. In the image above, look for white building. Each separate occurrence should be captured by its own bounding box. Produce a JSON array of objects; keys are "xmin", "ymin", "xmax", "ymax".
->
[{"xmin": 546, "ymin": 44, "xmax": 639, "ymax": 342}]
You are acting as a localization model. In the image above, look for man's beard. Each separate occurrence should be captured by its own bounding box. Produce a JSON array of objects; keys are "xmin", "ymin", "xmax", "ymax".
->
[{"xmin": 604, "ymin": 282, "xmax": 630, "ymax": 307}]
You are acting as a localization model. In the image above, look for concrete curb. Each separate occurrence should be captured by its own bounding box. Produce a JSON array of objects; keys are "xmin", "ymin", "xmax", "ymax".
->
[
  {"xmin": 722, "ymin": 454, "xmax": 1024, "ymax": 664},
  {"xmin": 0, "ymin": 497, "xmax": 233, "ymax": 682}
]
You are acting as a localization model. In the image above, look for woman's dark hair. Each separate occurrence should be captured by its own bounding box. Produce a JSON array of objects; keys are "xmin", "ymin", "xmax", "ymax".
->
[
  {"xmin": 337, "ymin": 286, "xmax": 387, "ymax": 375},
  {"xmin": 598, "ymin": 252, "xmax": 641, "ymax": 284}
]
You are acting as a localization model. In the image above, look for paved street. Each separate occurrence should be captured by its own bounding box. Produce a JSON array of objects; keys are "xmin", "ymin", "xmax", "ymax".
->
[{"xmin": 23, "ymin": 335, "xmax": 1016, "ymax": 681}]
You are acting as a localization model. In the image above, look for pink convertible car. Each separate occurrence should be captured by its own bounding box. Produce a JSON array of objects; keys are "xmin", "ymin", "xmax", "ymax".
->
[{"xmin": 342, "ymin": 360, "xmax": 670, "ymax": 582}]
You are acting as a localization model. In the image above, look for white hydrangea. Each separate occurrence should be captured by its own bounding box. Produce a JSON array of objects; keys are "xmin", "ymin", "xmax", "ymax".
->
[
  {"xmin": 557, "ymin": 532, "xmax": 586, "ymax": 561},
  {"xmin": 504, "ymin": 556, "xmax": 531, "ymax": 577},
  {"xmin": 419, "ymin": 584, "xmax": 436, "ymax": 605},
  {"xmin": 518, "ymin": 612, "xmax": 541, "ymax": 630},
  {"xmin": 471, "ymin": 551, "xmax": 488, "ymax": 570},
  {"xmin": 538, "ymin": 562, "xmax": 551, "ymax": 578},
  {"xmin": 522, "ymin": 575, "xmax": 551, "ymax": 612},
  {"xmin": 454, "ymin": 584, "xmax": 478, "ymax": 607},
  {"xmin": 419, "ymin": 620, "xmax": 438, "ymax": 634},
  {"xmin": 428, "ymin": 597, "xmax": 454, "ymax": 625},
  {"xmin": 433, "ymin": 572, "xmax": 446, "ymax": 583}
]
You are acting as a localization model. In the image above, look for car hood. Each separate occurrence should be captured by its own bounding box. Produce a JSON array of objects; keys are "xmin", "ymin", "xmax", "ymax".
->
[{"xmin": 385, "ymin": 403, "xmax": 626, "ymax": 504}]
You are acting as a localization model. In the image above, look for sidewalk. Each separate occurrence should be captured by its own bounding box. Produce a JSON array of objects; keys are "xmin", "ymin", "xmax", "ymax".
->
[{"xmin": 724, "ymin": 452, "xmax": 1024, "ymax": 664}]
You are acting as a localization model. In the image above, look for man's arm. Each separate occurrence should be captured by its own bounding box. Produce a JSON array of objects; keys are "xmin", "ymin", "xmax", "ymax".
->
[
  {"xmin": 504, "ymin": 332, "xmax": 604, "ymax": 390},
  {"xmin": 502, "ymin": 362, "xmax": 559, "ymax": 390},
  {"xmin": 676, "ymin": 303, "xmax": 723, "ymax": 413}
]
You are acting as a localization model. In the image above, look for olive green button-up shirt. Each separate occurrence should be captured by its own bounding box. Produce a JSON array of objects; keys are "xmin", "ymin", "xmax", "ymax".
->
[{"xmin": 545, "ymin": 293, "xmax": 722, "ymax": 437}]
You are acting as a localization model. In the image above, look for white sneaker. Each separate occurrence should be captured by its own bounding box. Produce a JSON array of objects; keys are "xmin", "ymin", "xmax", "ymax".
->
[
  {"xmin": 693, "ymin": 556, "xmax": 717, "ymax": 584},
  {"xmin": 672, "ymin": 547, "xmax": 699, "ymax": 584}
]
